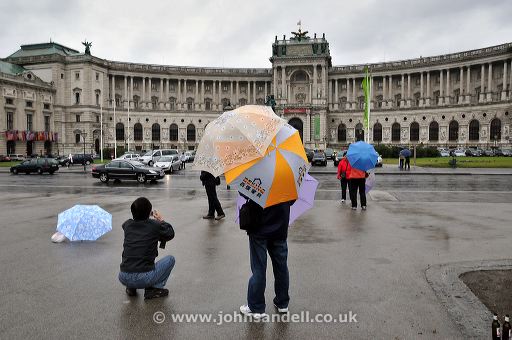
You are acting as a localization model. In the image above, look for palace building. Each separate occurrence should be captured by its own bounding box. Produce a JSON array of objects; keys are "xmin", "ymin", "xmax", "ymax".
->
[{"xmin": 1, "ymin": 28, "xmax": 511, "ymax": 156}]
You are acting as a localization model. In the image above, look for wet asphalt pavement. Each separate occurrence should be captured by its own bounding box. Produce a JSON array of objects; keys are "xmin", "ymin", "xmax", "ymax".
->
[{"xmin": 1, "ymin": 169, "xmax": 512, "ymax": 339}]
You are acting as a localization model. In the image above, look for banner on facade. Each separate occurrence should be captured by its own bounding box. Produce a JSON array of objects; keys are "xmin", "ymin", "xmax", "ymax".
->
[
  {"xmin": 314, "ymin": 115, "xmax": 320, "ymax": 140},
  {"xmin": 284, "ymin": 108, "xmax": 309, "ymax": 114}
]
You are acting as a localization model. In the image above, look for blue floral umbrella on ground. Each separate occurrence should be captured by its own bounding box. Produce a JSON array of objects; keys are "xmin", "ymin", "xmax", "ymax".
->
[{"xmin": 57, "ymin": 205, "xmax": 112, "ymax": 241}]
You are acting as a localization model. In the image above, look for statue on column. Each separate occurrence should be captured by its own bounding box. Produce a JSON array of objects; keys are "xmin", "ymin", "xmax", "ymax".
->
[{"xmin": 82, "ymin": 40, "xmax": 92, "ymax": 55}]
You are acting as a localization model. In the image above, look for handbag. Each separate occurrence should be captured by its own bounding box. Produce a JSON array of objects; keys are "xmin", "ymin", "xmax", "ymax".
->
[
  {"xmin": 239, "ymin": 199, "xmax": 262, "ymax": 231},
  {"xmin": 215, "ymin": 176, "xmax": 221, "ymax": 186}
]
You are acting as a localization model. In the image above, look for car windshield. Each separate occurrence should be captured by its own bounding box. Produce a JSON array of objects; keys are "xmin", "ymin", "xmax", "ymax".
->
[
  {"xmin": 314, "ymin": 152, "xmax": 324, "ymax": 157},
  {"xmin": 158, "ymin": 157, "xmax": 172, "ymax": 162},
  {"xmin": 129, "ymin": 160, "xmax": 145, "ymax": 167},
  {"xmin": 143, "ymin": 151, "xmax": 153, "ymax": 156}
]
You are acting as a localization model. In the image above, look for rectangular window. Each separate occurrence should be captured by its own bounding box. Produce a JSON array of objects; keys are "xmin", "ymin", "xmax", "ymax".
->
[
  {"xmin": 223, "ymin": 85, "xmax": 228, "ymax": 92},
  {"xmin": 377, "ymin": 82, "xmax": 383, "ymax": 89},
  {"xmin": 26, "ymin": 101, "xmax": 33, "ymax": 108},
  {"xmin": 341, "ymin": 84, "xmax": 347, "ymax": 90},
  {"xmin": 170, "ymin": 85, "xmax": 175, "ymax": 92},
  {"xmin": 75, "ymin": 72, "xmax": 80, "ymax": 80},
  {"xmin": 44, "ymin": 103, "xmax": 50, "ymax": 110},
  {"xmin": 151, "ymin": 83, "xmax": 157, "ymax": 90},
  {"xmin": 61, "ymin": 73, "xmax": 64, "ymax": 79},
  {"xmin": 134, "ymin": 82, "xmax": 139, "ymax": 89},
  {"xmin": 205, "ymin": 85, "xmax": 210, "ymax": 92},
  {"xmin": 76, "ymin": 115, "xmax": 81, "ymax": 123},
  {"xmin": 96, "ymin": 72, "xmax": 100, "ymax": 81},
  {"xmin": 7, "ymin": 112, "xmax": 14, "ymax": 130},
  {"xmin": 26, "ymin": 113, "xmax": 33, "ymax": 131},
  {"xmin": 6, "ymin": 98, "xmax": 13, "ymax": 105},
  {"xmin": 44, "ymin": 116, "xmax": 50, "ymax": 132},
  {"xmin": 187, "ymin": 85, "xmax": 192, "ymax": 92},
  {"xmin": 96, "ymin": 115, "xmax": 100, "ymax": 123}
]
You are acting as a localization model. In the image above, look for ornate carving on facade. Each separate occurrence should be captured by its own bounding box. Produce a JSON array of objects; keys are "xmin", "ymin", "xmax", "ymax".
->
[
  {"xmin": 440, "ymin": 126, "xmax": 447, "ymax": 141},
  {"xmin": 420, "ymin": 127, "xmax": 427, "ymax": 141}
]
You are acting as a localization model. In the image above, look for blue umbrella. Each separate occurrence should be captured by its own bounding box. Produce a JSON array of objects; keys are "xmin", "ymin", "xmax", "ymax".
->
[
  {"xmin": 57, "ymin": 205, "xmax": 112, "ymax": 241},
  {"xmin": 346, "ymin": 141, "xmax": 379, "ymax": 171},
  {"xmin": 400, "ymin": 149, "xmax": 412, "ymax": 157}
]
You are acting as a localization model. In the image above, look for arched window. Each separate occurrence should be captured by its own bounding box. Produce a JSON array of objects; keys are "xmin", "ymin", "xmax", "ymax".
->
[
  {"xmin": 469, "ymin": 120, "xmax": 480, "ymax": 141},
  {"xmin": 116, "ymin": 123, "xmax": 125, "ymax": 141},
  {"xmin": 355, "ymin": 123, "xmax": 364, "ymax": 141},
  {"xmin": 490, "ymin": 118, "xmax": 501, "ymax": 141},
  {"xmin": 187, "ymin": 98, "xmax": 194, "ymax": 111},
  {"xmin": 392, "ymin": 122, "xmax": 401, "ymax": 142},
  {"xmin": 187, "ymin": 124, "xmax": 196, "ymax": 142},
  {"xmin": 449, "ymin": 121, "xmax": 459, "ymax": 141},
  {"xmin": 134, "ymin": 123, "xmax": 143, "ymax": 141},
  {"xmin": 152, "ymin": 123, "xmax": 160, "ymax": 141},
  {"xmin": 75, "ymin": 133, "xmax": 81, "ymax": 144},
  {"xmin": 75, "ymin": 92, "xmax": 80, "ymax": 104},
  {"xmin": 373, "ymin": 123, "xmax": 382, "ymax": 142},
  {"xmin": 337, "ymin": 124, "xmax": 346, "ymax": 142},
  {"xmin": 429, "ymin": 121, "xmax": 439, "ymax": 141},
  {"xmin": 410, "ymin": 122, "xmax": 419, "ymax": 142},
  {"xmin": 169, "ymin": 124, "xmax": 178, "ymax": 141}
]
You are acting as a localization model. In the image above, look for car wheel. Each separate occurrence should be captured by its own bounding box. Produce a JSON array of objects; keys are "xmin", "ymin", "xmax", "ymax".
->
[
  {"xmin": 37, "ymin": 168, "xmax": 43, "ymax": 175},
  {"xmin": 49, "ymin": 171, "xmax": 55, "ymax": 175},
  {"xmin": 12, "ymin": 168, "xmax": 18, "ymax": 175},
  {"xmin": 148, "ymin": 161, "xmax": 154, "ymax": 166},
  {"xmin": 169, "ymin": 166, "xmax": 173, "ymax": 174},
  {"xmin": 85, "ymin": 160, "xmax": 91, "ymax": 165},
  {"xmin": 99, "ymin": 173, "xmax": 109, "ymax": 183},
  {"xmin": 137, "ymin": 173, "xmax": 147, "ymax": 183}
]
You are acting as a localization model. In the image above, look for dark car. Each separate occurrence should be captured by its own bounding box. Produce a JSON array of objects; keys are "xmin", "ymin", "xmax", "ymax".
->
[
  {"xmin": 91, "ymin": 160, "xmax": 165, "ymax": 183},
  {"xmin": 325, "ymin": 148, "xmax": 335, "ymax": 160},
  {"xmin": 59, "ymin": 154, "xmax": 94, "ymax": 166},
  {"xmin": 482, "ymin": 149, "xmax": 495, "ymax": 157},
  {"xmin": 304, "ymin": 148, "xmax": 314, "ymax": 162},
  {"xmin": 465, "ymin": 148, "xmax": 482, "ymax": 157},
  {"xmin": 312, "ymin": 152, "xmax": 327, "ymax": 166},
  {"xmin": 10, "ymin": 158, "xmax": 59, "ymax": 175}
]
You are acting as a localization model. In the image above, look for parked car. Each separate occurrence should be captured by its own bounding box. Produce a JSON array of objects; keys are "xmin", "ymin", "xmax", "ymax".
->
[
  {"xmin": 10, "ymin": 158, "xmax": 59, "ymax": 175},
  {"xmin": 324, "ymin": 148, "xmax": 335, "ymax": 160},
  {"xmin": 501, "ymin": 149, "xmax": 512, "ymax": 156},
  {"xmin": 453, "ymin": 149, "xmax": 466, "ymax": 157},
  {"xmin": 138, "ymin": 149, "xmax": 178, "ymax": 166},
  {"xmin": 8, "ymin": 154, "xmax": 25, "ymax": 161},
  {"xmin": 375, "ymin": 154, "xmax": 383, "ymax": 167},
  {"xmin": 184, "ymin": 151, "xmax": 195, "ymax": 162},
  {"xmin": 482, "ymin": 149, "xmax": 495, "ymax": 157},
  {"xmin": 154, "ymin": 155, "xmax": 181, "ymax": 173},
  {"xmin": 304, "ymin": 148, "xmax": 314, "ymax": 162},
  {"xmin": 465, "ymin": 148, "xmax": 482, "ymax": 157},
  {"xmin": 439, "ymin": 149, "xmax": 450, "ymax": 157},
  {"xmin": 92, "ymin": 160, "xmax": 165, "ymax": 183},
  {"xmin": 312, "ymin": 151, "xmax": 327, "ymax": 166},
  {"xmin": 114, "ymin": 153, "xmax": 140, "ymax": 161},
  {"xmin": 71, "ymin": 154, "xmax": 94, "ymax": 165},
  {"xmin": 0, "ymin": 155, "xmax": 11, "ymax": 162}
]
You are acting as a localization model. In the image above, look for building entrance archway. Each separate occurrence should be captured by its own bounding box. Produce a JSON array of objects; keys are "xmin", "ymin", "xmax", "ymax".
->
[{"xmin": 288, "ymin": 117, "xmax": 304, "ymax": 143}]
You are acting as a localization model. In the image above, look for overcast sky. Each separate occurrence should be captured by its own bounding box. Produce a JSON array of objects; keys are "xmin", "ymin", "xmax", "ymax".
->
[{"xmin": 1, "ymin": 0, "xmax": 511, "ymax": 68}]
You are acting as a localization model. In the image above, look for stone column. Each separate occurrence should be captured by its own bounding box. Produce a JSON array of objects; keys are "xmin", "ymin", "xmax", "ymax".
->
[
  {"xmin": 159, "ymin": 78, "xmax": 163, "ymax": 109},
  {"xmin": 466, "ymin": 67, "xmax": 471, "ymax": 103},
  {"xmin": 487, "ymin": 63, "xmax": 492, "ymax": 101},
  {"xmin": 183, "ymin": 79, "xmax": 187, "ymax": 109},
  {"xmin": 264, "ymin": 81, "xmax": 267, "ymax": 100},
  {"xmin": 177, "ymin": 79, "xmax": 181, "ymax": 107},
  {"xmin": 407, "ymin": 74, "xmax": 411, "ymax": 107},
  {"xmin": 212, "ymin": 81, "xmax": 216, "ymax": 109},
  {"xmin": 218, "ymin": 81, "xmax": 222, "ymax": 107},
  {"xmin": 130, "ymin": 77, "xmax": 134, "ymax": 109},
  {"xmin": 346, "ymin": 78, "xmax": 350, "ymax": 107},
  {"xmin": 236, "ymin": 81, "xmax": 239, "ymax": 106},
  {"xmin": 166, "ymin": 79, "xmax": 169, "ymax": 103},
  {"xmin": 253, "ymin": 81, "xmax": 257, "ymax": 104},
  {"xmin": 426, "ymin": 72, "xmax": 431, "ymax": 106},
  {"xmin": 148, "ymin": 78, "xmax": 152, "ymax": 108},
  {"xmin": 502, "ymin": 61, "xmax": 508, "ymax": 100},
  {"xmin": 313, "ymin": 65, "xmax": 318, "ymax": 100},
  {"xmin": 510, "ymin": 60, "xmax": 512, "ymax": 99},
  {"xmin": 281, "ymin": 66, "xmax": 286, "ymax": 100},
  {"xmin": 195, "ymin": 80, "xmax": 199, "ymax": 110},
  {"xmin": 322, "ymin": 65, "xmax": 326, "ymax": 98},
  {"xmin": 352, "ymin": 78, "xmax": 356, "ymax": 110},
  {"xmin": 480, "ymin": 64, "xmax": 485, "ymax": 102},
  {"xmin": 328, "ymin": 80, "xmax": 332, "ymax": 109},
  {"xmin": 382, "ymin": 76, "xmax": 386, "ymax": 105},
  {"xmin": 124, "ymin": 76, "xmax": 128, "ymax": 108},
  {"xmin": 420, "ymin": 72, "xmax": 424, "ymax": 106},
  {"xmin": 273, "ymin": 68, "xmax": 277, "ymax": 98},
  {"xmin": 446, "ymin": 69, "xmax": 451, "ymax": 104},
  {"xmin": 459, "ymin": 68, "xmax": 464, "ymax": 104},
  {"xmin": 439, "ymin": 70, "xmax": 444, "ymax": 105},
  {"xmin": 334, "ymin": 78, "xmax": 339, "ymax": 110},
  {"xmin": 305, "ymin": 112, "xmax": 311, "ymax": 142}
]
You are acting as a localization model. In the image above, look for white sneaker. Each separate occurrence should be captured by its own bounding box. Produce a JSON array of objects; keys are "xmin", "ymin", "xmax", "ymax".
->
[
  {"xmin": 351, "ymin": 207, "xmax": 357, "ymax": 210},
  {"xmin": 362, "ymin": 206, "xmax": 367, "ymax": 210},
  {"xmin": 340, "ymin": 199, "xmax": 345, "ymax": 203},
  {"xmin": 239, "ymin": 305, "xmax": 268, "ymax": 320},
  {"xmin": 274, "ymin": 303, "xmax": 289, "ymax": 314}
]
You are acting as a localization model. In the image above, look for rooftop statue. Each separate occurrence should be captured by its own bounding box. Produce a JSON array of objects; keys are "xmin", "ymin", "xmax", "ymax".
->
[
  {"xmin": 291, "ymin": 20, "xmax": 309, "ymax": 41},
  {"xmin": 82, "ymin": 40, "xmax": 92, "ymax": 55}
]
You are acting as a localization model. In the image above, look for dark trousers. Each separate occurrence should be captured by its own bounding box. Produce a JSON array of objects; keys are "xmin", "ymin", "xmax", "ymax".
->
[
  {"xmin": 181, "ymin": 161, "xmax": 186, "ymax": 169},
  {"xmin": 340, "ymin": 178, "xmax": 348, "ymax": 200},
  {"xmin": 248, "ymin": 236, "xmax": 289, "ymax": 313},
  {"xmin": 349, "ymin": 178, "xmax": 367, "ymax": 208},
  {"xmin": 399, "ymin": 158, "xmax": 404, "ymax": 169},
  {"xmin": 205, "ymin": 183, "xmax": 224, "ymax": 216},
  {"xmin": 405, "ymin": 157, "xmax": 410, "ymax": 170}
]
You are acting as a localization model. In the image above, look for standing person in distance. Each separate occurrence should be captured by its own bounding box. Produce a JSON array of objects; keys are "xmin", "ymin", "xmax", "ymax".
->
[
  {"xmin": 200, "ymin": 171, "xmax": 225, "ymax": 220},
  {"xmin": 347, "ymin": 160, "xmax": 368, "ymax": 210},
  {"xmin": 180, "ymin": 152, "xmax": 187, "ymax": 170},
  {"xmin": 67, "ymin": 153, "xmax": 73, "ymax": 168},
  {"xmin": 336, "ymin": 151, "xmax": 350, "ymax": 203}
]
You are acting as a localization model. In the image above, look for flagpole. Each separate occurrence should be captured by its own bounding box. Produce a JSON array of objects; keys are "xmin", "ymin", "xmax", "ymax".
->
[
  {"xmin": 113, "ymin": 98, "xmax": 117, "ymax": 158},
  {"xmin": 127, "ymin": 100, "xmax": 130, "ymax": 153},
  {"xmin": 100, "ymin": 100, "xmax": 103, "ymax": 162}
]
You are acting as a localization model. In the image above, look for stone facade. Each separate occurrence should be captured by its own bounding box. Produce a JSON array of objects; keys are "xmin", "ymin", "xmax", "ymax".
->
[{"xmin": 1, "ymin": 34, "xmax": 511, "ymax": 156}]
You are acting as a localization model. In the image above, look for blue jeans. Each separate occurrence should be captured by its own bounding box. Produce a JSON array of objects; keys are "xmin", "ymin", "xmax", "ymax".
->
[
  {"xmin": 247, "ymin": 236, "xmax": 289, "ymax": 313},
  {"xmin": 118, "ymin": 255, "xmax": 175, "ymax": 289}
]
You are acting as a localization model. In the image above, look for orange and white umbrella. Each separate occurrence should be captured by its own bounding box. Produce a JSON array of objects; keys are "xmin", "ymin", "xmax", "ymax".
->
[
  {"xmin": 225, "ymin": 124, "xmax": 309, "ymax": 208},
  {"xmin": 193, "ymin": 105, "xmax": 285, "ymax": 177}
]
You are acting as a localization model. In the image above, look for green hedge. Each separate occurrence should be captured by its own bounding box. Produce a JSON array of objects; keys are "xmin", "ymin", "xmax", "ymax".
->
[{"xmin": 373, "ymin": 144, "xmax": 440, "ymax": 158}]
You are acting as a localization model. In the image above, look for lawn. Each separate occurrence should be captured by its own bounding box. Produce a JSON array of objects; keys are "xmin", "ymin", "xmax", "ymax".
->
[
  {"xmin": 0, "ymin": 161, "xmax": 20, "ymax": 168},
  {"xmin": 382, "ymin": 156, "xmax": 512, "ymax": 168}
]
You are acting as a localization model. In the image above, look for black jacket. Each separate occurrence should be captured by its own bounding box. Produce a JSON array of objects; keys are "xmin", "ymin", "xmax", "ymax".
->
[
  {"xmin": 200, "ymin": 171, "xmax": 220, "ymax": 186},
  {"xmin": 247, "ymin": 200, "xmax": 294, "ymax": 240},
  {"xmin": 120, "ymin": 219, "xmax": 175, "ymax": 273}
]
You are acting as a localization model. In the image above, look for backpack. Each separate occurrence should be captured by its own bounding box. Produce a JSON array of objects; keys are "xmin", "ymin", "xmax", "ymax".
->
[{"xmin": 239, "ymin": 199, "xmax": 263, "ymax": 231}]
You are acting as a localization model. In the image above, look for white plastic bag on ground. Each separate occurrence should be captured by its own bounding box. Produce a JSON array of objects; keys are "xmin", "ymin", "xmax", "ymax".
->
[{"xmin": 51, "ymin": 231, "xmax": 67, "ymax": 243}]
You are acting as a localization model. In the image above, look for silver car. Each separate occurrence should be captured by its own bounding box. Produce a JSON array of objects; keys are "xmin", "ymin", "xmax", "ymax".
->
[{"xmin": 153, "ymin": 155, "xmax": 181, "ymax": 173}]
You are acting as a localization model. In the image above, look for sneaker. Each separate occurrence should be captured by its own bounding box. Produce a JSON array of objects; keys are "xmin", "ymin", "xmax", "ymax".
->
[
  {"xmin": 215, "ymin": 214, "xmax": 225, "ymax": 220},
  {"xmin": 340, "ymin": 199, "xmax": 345, "ymax": 203},
  {"xmin": 126, "ymin": 288, "xmax": 137, "ymax": 297},
  {"xmin": 273, "ymin": 303, "xmax": 289, "ymax": 314},
  {"xmin": 203, "ymin": 215, "xmax": 215, "ymax": 219},
  {"xmin": 351, "ymin": 207, "xmax": 357, "ymax": 210},
  {"xmin": 144, "ymin": 287, "xmax": 169, "ymax": 300},
  {"xmin": 239, "ymin": 305, "xmax": 268, "ymax": 320},
  {"xmin": 362, "ymin": 206, "xmax": 367, "ymax": 210}
]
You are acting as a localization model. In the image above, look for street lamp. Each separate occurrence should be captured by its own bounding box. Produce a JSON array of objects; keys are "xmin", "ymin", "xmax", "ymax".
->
[{"xmin": 81, "ymin": 132, "xmax": 88, "ymax": 172}]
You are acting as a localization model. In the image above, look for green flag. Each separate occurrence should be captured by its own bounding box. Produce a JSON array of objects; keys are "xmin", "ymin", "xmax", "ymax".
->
[{"xmin": 362, "ymin": 66, "xmax": 371, "ymax": 140}]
